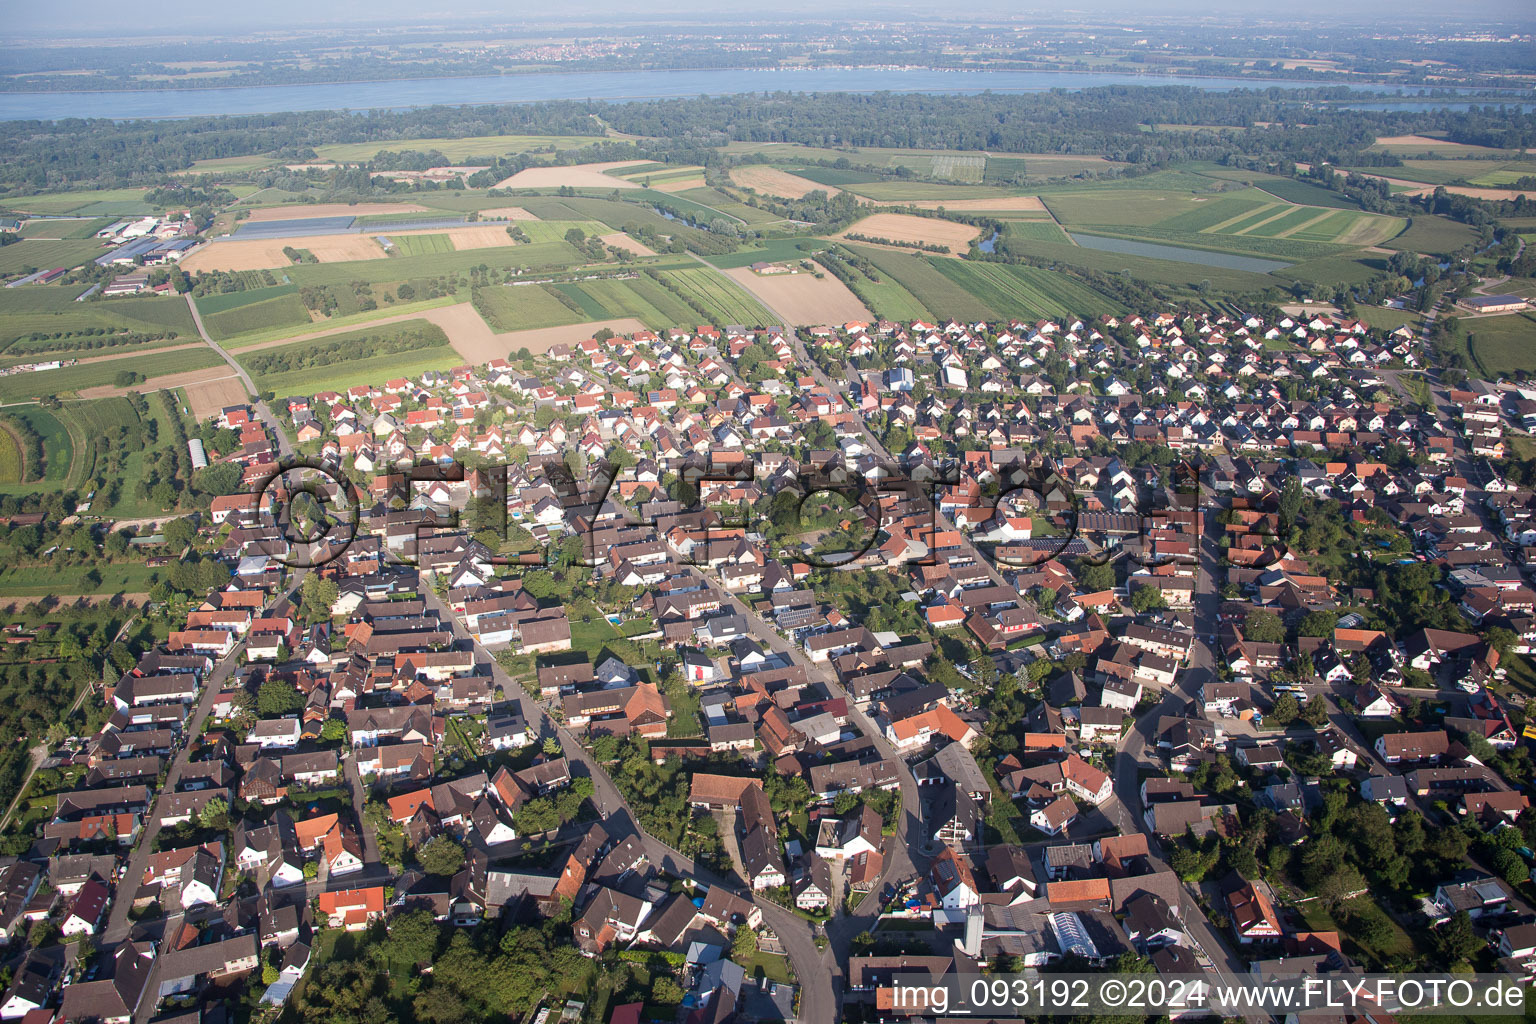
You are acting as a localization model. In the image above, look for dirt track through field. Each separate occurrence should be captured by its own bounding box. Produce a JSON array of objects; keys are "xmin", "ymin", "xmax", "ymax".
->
[
  {"xmin": 78, "ymin": 366, "xmax": 242, "ymax": 402},
  {"xmin": 724, "ymin": 268, "xmax": 871, "ymax": 327},
  {"xmin": 493, "ymin": 161, "xmax": 648, "ymax": 190}
]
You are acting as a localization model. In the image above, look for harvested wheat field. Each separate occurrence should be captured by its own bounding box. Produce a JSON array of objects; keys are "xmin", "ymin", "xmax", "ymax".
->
[
  {"xmin": 241, "ymin": 202, "xmax": 431, "ymax": 222},
  {"xmin": 181, "ymin": 234, "xmax": 386, "ymax": 272},
  {"xmin": 1371, "ymin": 134, "xmax": 1482, "ymax": 149},
  {"xmin": 493, "ymin": 161, "xmax": 648, "ymax": 190},
  {"xmin": 601, "ymin": 232, "xmax": 656, "ymax": 257},
  {"xmin": 78, "ymin": 365, "xmax": 242, "ymax": 402},
  {"xmin": 1401, "ymin": 185, "xmax": 1535, "ymax": 202},
  {"xmin": 730, "ymin": 166, "xmax": 842, "ymax": 200},
  {"xmin": 725, "ymin": 268, "xmax": 871, "ymax": 327},
  {"xmin": 183, "ymin": 376, "xmax": 251, "ymax": 419},
  {"xmin": 835, "ymin": 213, "xmax": 980, "ymax": 253},
  {"xmin": 902, "ymin": 195, "xmax": 1047, "ymax": 213},
  {"xmin": 479, "ymin": 206, "xmax": 541, "ymax": 221}
]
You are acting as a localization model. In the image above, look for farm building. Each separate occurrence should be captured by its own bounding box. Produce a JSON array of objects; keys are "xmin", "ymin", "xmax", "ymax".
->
[{"xmin": 1459, "ymin": 294, "xmax": 1529, "ymax": 314}]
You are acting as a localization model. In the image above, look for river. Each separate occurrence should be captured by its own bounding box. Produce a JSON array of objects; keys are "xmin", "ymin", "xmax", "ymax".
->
[{"xmin": 0, "ymin": 66, "xmax": 1516, "ymax": 122}]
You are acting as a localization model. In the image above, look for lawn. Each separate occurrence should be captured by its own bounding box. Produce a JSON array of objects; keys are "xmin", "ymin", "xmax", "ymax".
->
[
  {"xmin": 1464, "ymin": 312, "xmax": 1536, "ymax": 378},
  {"xmin": 1292, "ymin": 894, "xmax": 1423, "ymax": 970},
  {"xmin": 661, "ymin": 268, "xmax": 774, "ymax": 326},
  {"xmin": 0, "ymin": 348, "xmax": 223, "ymax": 403},
  {"xmin": 0, "ymin": 562, "xmax": 162, "ymax": 596}
]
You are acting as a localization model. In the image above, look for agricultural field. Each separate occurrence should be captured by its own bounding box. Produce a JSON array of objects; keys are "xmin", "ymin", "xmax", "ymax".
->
[
  {"xmin": 200, "ymin": 291, "xmax": 312, "ymax": 341},
  {"xmin": 672, "ymin": 188, "xmax": 782, "ymax": 226},
  {"xmin": 472, "ymin": 284, "xmax": 583, "ymax": 333},
  {"xmin": 559, "ymin": 277, "xmax": 699, "ymax": 330},
  {"xmin": 285, "ymin": 240, "xmax": 585, "ymax": 288},
  {"xmin": 174, "ymin": 154, "xmax": 277, "ymax": 175},
  {"xmin": 827, "ymin": 255, "xmax": 932, "ymax": 323},
  {"xmin": 1463, "ymin": 312, "xmax": 1536, "ymax": 379},
  {"xmin": 387, "ymin": 233, "xmax": 456, "ymax": 257},
  {"xmin": 1381, "ymin": 216, "xmax": 1481, "ymax": 256},
  {"xmin": 1, "ymin": 407, "xmax": 70, "ymax": 487},
  {"xmin": 1277, "ymin": 254, "xmax": 1394, "ymax": 287},
  {"xmin": 928, "ymin": 261, "xmax": 1116, "ymax": 321},
  {"xmin": 0, "ymin": 423, "xmax": 22, "ymax": 483},
  {"xmin": 887, "ymin": 153, "xmax": 986, "ymax": 182},
  {"xmin": 0, "ymin": 347, "xmax": 223, "ymax": 403},
  {"xmin": 1251, "ymin": 179, "xmax": 1362, "ymax": 210},
  {"xmin": 723, "ymin": 267, "xmax": 872, "ymax": 326},
  {"xmin": 0, "ymin": 290, "xmax": 196, "ymax": 348},
  {"xmin": 787, "ymin": 167, "xmax": 883, "ymax": 188},
  {"xmin": 238, "ymin": 320, "xmax": 455, "ymax": 395},
  {"xmin": 1040, "ymin": 183, "xmax": 1404, "ymax": 260},
  {"xmin": 852, "ymin": 246, "xmax": 993, "ymax": 321},
  {"xmin": 17, "ymin": 218, "xmax": 112, "ymax": 239},
  {"xmin": 841, "ymin": 181, "xmax": 1020, "ymax": 203},
  {"xmin": 493, "ymin": 160, "xmax": 649, "ymax": 191},
  {"xmin": 0, "ymin": 239, "xmax": 109, "ymax": 277},
  {"xmin": 834, "ymin": 213, "xmax": 980, "ymax": 253},
  {"xmin": 658, "ymin": 268, "xmax": 774, "ymax": 326},
  {"xmin": 0, "ymin": 188, "xmax": 154, "ymax": 216},
  {"xmin": 728, "ymin": 166, "xmax": 841, "ymax": 200},
  {"xmin": 1003, "ymin": 221, "xmax": 1071, "ymax": 243},
  {"xmin": 314, "ymin": 134, "xmax": 602, "ymax": 163},
  {"xmin": 710, "ymin": 239, "xmax": 827, "ymax": 270}
]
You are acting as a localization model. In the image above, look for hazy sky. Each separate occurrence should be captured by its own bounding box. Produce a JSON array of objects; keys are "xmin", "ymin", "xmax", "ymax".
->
[{"xmin": 5, "ymin": 0, "xmax": 1534, "ymax": 37}]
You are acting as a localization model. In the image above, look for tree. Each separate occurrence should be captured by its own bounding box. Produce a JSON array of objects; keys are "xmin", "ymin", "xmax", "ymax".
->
[
  {"xmin": 1077, "ymin": 561, "xmax": 1115, "ymax": 592},
  {"xmin": 1279, "ymin": 477, "xmax": 1304, "ymax": 534},
  {"xmin": 732, "ymin": 925, "xmax": 758, "ymax": 962},
  {"xmin": 321, "ymin": 718, "xmax": 347, "ymax": 743},
  {"xmin": 301, "ymin": 573, "xmax": 339, "ymax": 620},
  {"xmin": 162, "ymin": 517, "xmax": 197, "ymax": 551},
  {"xmin": 651, "ymin": 977, "xmax": 685, "ymax": 1005},
  {"xmin": 1271, "ymin": 693, "xmax": 1299, "ymax": 727},
  {"xmin": 1129, "ymin": 585, "xmax": 1167, "ymax": 613},
  {"xmin": 1300, "ymin": 697, "xmax": 1330, "ymax": 728},
  {"xmin": 1436, "ymin": 910, "xmax": 1481, "ymax": 966},
  {"xmin": 197, "ymin": 795, "xmax": 229, "ymax": 832},
  {"xmin": 1244, "ymin": 609, "xmax": 1285, "ymax": 644},
  {"xmin": 418, "ymin": 837, "xmax": 466, "ymax": 877},
  {"xmin": 256, "ymin": 677, "xmax": 303, "ymax": 716},
  {"xmin": 542, "ymin": 737, "xmax": 562, "ymax": 757}
]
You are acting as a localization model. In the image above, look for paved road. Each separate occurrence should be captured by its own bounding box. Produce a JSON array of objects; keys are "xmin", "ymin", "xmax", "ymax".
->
[
  {"xmin": 416, "ymin": 587, "xmax": 839, "ymax": 1024},
  {"xmin": 185, "ymin": 293, "xmax": 293, "ymax": 460}
]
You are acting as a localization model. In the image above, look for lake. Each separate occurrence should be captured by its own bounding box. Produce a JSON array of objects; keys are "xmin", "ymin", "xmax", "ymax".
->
[
  {"xmin": 0, "ymin": 66, "xmax": 1513, "ymax": 122},
  {"xmin": 1067, "ymin": 233, "xmax": 1292, "ymax": 273}
]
